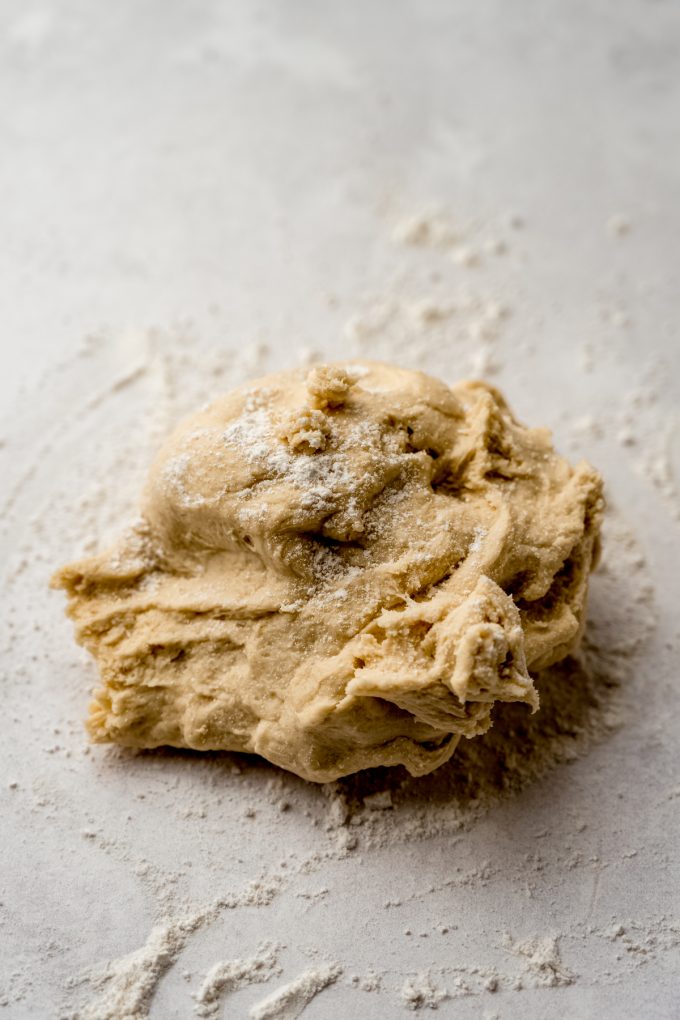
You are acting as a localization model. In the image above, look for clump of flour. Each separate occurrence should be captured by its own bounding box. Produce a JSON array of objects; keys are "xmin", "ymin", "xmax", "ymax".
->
[
  {"xmin": 503, "ymin": 934, "xmax": 575, "ymax": 988},
  {"xmin": 248, "ymin": 964, "xmax": 342, "ymax": 1020},
  {"xmin": 64, "ymin": 917, "xmax": 201, "ymax": 1020},
  {"xmin": 400, "ymin": 970, "xmax": 448, "ymax": 1010},
  {"xmin": 194, "ymin": 943, "xmax": 281, "ymax": 1018}
]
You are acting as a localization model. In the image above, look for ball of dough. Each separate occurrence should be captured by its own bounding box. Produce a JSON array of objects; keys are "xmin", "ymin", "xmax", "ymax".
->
[{"xmin": 53, "ymin": 361, "xmax": 603, "ymax": 782}]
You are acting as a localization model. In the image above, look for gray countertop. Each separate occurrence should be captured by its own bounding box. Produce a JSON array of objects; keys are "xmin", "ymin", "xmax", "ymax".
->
[{"xmin": 2, "ymin": 2, "xmax": 679, "ymax": 1017}]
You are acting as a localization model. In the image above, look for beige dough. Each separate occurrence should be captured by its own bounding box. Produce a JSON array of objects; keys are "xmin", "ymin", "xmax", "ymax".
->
[{"xmin": 52, "ymin": 361, "xmax": 603, "ymax": 782}]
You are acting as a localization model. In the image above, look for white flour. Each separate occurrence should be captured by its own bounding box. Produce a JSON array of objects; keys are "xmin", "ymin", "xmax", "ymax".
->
[
  {"xmin": 248, "ymin": 965, "xmax": 342, "ymax": 1020},
  {"xmin": 400, "ymin": 970, "xmax": 448, "ymax": 1011},
  {"xmin": 194, "ymin": 943, "xmax": 281, "ymax": 1018},
  {"xmin": 66, "ymin": 918, "xmax": 200, "ymax": 1020},
  {"xmin": 503, "ymin": 934, "xmax": 575, "ymax": 988}
]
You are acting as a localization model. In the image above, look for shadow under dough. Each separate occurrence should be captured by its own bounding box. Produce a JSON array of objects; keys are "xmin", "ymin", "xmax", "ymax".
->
[
  {"xmin": 342, "ymin": 643, "xmax": 619, "ymax": 811},
  {"xmin": 119, "ymin": 614, "xmax": 622, "ymax": 821}
]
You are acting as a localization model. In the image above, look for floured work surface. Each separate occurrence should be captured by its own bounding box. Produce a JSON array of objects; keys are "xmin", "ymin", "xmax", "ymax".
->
[
  {"xmin": 2, "ymin": 1, "xmax": 680, "ymax": 1017},
  {"xmin": 4, "ymin": 330, "xmax": 676, "ymax": 1020}
]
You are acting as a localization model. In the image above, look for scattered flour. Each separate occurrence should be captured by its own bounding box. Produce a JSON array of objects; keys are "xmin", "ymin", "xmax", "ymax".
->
[
  {"xmin": 400, "ymin": 970, "xmax": 448, "ymax": 1010},
  {"xmin": 59, "ymin": 878, "xmax": 286, "ymax": 1020},
  {"xmin": 218, "ymin": 876, "xmax": 284, "ymax": 909},
  {"xmin": 66, "ymin": 917, "xmax": 201, "ymax": 1020},
  {"xmin": 3, "ymin": 196, "xmax": 676, "ymax": 1018},
  {"xmin": 503, "ymin": 934, "xmax": 575, "ymax": 988},
  {"xmin": 392, "ymin": 210, "xmax": 457, "ymax": 247},
  {"xmin": 248, "ymin": 964, "xmax": 342, "ymax": 1020},
  {"xmin": 194, "ymin": 943, "xmax": 281, "ymax": 1018}
]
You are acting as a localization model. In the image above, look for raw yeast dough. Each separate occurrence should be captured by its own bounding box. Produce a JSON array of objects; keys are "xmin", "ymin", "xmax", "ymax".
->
[{"xmin": 53, "ymin": 361, "xmax": 603, "ymax": 781}]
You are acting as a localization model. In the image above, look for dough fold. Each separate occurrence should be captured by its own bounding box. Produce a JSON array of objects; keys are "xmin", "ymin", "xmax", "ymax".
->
[{"xmin": 53, "ymin": 360, "xmax": 603, "ymax": 781}]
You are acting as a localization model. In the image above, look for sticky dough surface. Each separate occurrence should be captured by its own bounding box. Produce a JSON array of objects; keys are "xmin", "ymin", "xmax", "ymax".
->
[{"xmin": 53, "ymin": 361, "xmax": 603, "ymax": 782}]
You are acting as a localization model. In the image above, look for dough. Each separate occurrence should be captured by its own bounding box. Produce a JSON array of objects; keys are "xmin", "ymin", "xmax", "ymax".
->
[{"xmin": 52, "ymin": 361, "xmax": 603, "ymax": 782}]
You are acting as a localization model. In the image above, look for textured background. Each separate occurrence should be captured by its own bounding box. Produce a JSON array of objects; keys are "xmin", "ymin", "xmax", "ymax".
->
[{"xmin": 2, "ymin": 2, "xmax": 679, "ymax": 1017}]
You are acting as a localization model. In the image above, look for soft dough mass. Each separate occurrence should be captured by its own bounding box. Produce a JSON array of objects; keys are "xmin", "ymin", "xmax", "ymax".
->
[{"xmin": 53, "ymin": 361, "xmax": 603, "ymax": 782}]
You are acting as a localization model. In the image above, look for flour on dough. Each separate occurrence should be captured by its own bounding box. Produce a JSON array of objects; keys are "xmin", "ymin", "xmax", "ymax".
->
[{"xmin": 52, "ymin": 361, "xmax": 603, "ymax": 781}]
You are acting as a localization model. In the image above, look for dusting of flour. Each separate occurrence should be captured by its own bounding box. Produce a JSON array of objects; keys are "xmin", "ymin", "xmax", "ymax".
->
[
  {"xmin": 2, "ymin": 202, "xmax": 677, "ymax": 1019},
  {"xmin": 248, "ymin": 965, "xmax": 342, "ymax": 1020}
]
